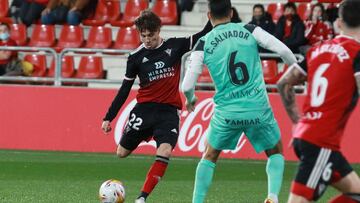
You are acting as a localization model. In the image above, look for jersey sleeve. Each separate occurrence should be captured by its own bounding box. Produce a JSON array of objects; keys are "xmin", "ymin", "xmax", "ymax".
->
[
  {"xmin": 124, "ymin": 54, "xmax": 138, "ymax": 80},
  {"xmin": 354, "ymin": 51, "xmax": 360, "ymax": 76},
  {"xmin": 246, "ymin": 24, "xmax": 297, "ymax": 66},
  {"xmin": 181, "ymin": 39, "xmax": 205, "ymax": 102}
]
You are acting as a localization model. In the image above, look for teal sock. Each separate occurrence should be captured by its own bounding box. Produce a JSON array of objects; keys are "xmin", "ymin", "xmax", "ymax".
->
[
  {"xmin": 266, "ymin": 154, "xmax": 285, "ymax": 199},
  {"xmin": 192, "ymin": 159, "xmax": 216, "ymax": 203}
]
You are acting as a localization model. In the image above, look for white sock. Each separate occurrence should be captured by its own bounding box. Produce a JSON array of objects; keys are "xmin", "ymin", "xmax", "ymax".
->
[{"xmin": 268, "ymin": 193, "xmax": 278, "ymax": 203}]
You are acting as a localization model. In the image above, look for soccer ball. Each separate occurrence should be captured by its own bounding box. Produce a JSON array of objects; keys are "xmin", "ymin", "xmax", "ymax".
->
[{"xmin": 99, "ymin": 179, "xmax": 126, "ymax": 203}]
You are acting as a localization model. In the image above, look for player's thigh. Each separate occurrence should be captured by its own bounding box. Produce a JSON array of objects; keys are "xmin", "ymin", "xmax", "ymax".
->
[
  {"xmin": 119, "ymin": 104, "xmax": 155, "ymax": 151},
  {"xmin": 244, "ymin": 109, "xmax": 281, "ymax": 154},
  {"xmin": 291, "ymin": 139, "xmax": 350, "ymax": 201},
  {"xmin": 332, "ymin": 171, "xmax": 360, "ymax": 193},
  {"xmin": 206, "ymin": 111, "xmax": 244, "ymax": 151},
  {"xmin": 153, "ymin": 105, "xmax": 179, "ymax": 149}
]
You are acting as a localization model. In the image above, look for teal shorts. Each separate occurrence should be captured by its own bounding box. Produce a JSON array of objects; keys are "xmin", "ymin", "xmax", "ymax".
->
[{"xmin": 207, "ymin": 108, "xmax": 281, "ymax": 153}]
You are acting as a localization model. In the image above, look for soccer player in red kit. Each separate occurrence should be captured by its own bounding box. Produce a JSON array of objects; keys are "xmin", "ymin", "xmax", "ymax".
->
[
  {"xmin": 101, "ymin": 10, "xmax": 212, "ymax": 203},
  {"xmin": 277, "ymin": 0, "xmax": 360, "ymax": 202}
]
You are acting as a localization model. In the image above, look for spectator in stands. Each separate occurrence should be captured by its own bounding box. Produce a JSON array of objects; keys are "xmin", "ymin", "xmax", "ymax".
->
[
  {"xmin": 8, "ymin": 0, "xmax": 23, "ymax": 23},
  {"xmin": 275, "ymin": 2, "xmax": 306, "ymax": 53},
  {"xmin": 231, "ymin": 7, "xmax": 242, "ymax": 23},
  {"xmin": 249, "ymin": 4, "xmax": 275, "ymax": 34},
  {"xmin": 300, "ymin": 3, "xmax": 333, "ymax": 54},
  {"xmin": 180, "ymin": 0, "xmax": 195, "ymax": 12},
  {"xmin": 41, "ymin": 0, "xmax": 97, "ymax": 25},
  {"xmin": 326, "ymin": 3, "xmax": 340, "ymax": 35},
  {"xmin": 0, "ymin": 24, "xmax": 26, "ymax": 76},
  {"xmin": 19, "ymin": 0, "xmax": 49, "ymax": 26}
]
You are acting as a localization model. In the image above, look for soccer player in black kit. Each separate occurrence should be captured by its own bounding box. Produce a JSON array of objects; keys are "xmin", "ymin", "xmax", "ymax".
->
[{"xmin": 101, "ymin": 10, "xmax": 212, "ymax": 203}]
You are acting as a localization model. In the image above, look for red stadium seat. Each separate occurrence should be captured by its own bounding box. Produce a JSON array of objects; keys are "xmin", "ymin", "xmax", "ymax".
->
[
  {"xmin": 197, "ymin": 67, "xmax": 212, "ymax": 83},
  {"xmin": 28, "ymin": 24, "xmax": 56, "ymax": 47},
  {"xmin": 267, "ymin": 3, "xmax": 284, "ymax": 23},
  {"xmin": 83, "ymin": 0, "xmax": 121, "ymax": 26},
  {"xmin": 9, "ymin": 24, "xmax": 27, "ymax": 46},
  {"xmin": 152, "ymin": 0, "xmax": 178, "ymax": 25},
  {"xmin": 0, "ymin": 0, "xmax": 8, "ymax": 18},
  {"xmin": 55, "ymin": 25, "xmax": 84, "ymax": 52},
  {"xmin": 85, "ymin": 26, "xmax": 112, "ymax": 49},
  {"xmin": 0, "ymin": 0, "xmax": 12, "ymax": 23},
  {"xmin": 318, "ymin": 0, "xmax": 342, "ymax": 3},
  {"xmin": 75, "ymin": 56, "xmax": 104, "ymax": 79},
  {"xmin": 24, "ymin": 54, "xmax": 47, "ymax": 77},
  {"xmin": 48, "ymin": 56, "xmax": 75, "ymax": 78},
  {"xmin": 298, "ymin": 3, "xmax": 313, "ymax": 21},
  {"xmin": 288, "ymin": 0, "xmax": 311, "ymax": 2},
  {"xmin": 261, "ymin": 60, "xmax": 278, "ymax": 84},
  {"xmin": 111, "ymin": 0, "xmax": 149, "ymax": 27},
  {"xmin": 112, "ymin": 27, "xmax": 140, "ymax": 50}
]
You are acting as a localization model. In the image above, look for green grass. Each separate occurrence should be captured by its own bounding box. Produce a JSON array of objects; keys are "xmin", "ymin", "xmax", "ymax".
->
[{"xmin": 0, "ymin": 150, "xmax": 359, "ymax": 203}]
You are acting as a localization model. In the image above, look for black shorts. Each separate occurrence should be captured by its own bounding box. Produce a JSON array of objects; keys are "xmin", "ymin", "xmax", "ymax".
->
[
  {"xmin": 119, "ymin": 102, "xmax": 179, "ymax": 151},
  {"xmin": 291, "ymin": 138, "xmax": 353, "ymax": 201}
]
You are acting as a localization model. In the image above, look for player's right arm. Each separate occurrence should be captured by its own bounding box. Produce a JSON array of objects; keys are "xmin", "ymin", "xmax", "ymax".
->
[
  {"xmin": 277, "ymin": 59, "xmax": 307, "ymax": 124},
  {"xmin": 102, "ymin": 55, "xmax": 137, "ymax": 134},
  {"xmin": 181, "ymin": 40, "xmax": 205, "ymax": 112},
  {"xmin": 245, "ymin": 24, "xmax": 298, "ymax": 66}
]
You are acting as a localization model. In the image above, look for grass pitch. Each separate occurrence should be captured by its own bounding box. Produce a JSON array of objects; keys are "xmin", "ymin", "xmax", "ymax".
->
[{"xmin": 0, "ymin": 150, "xmax": 359, "ymax": 203}]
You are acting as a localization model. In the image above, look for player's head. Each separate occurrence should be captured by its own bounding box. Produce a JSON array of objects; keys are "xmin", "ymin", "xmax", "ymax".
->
[
  {"xmin": 0, "ymin": 23, "xmax": 10, "ymax": 41},
  {"xmin": 338, "ymin": 0, "xmax": 360, "ymax": 31},
  {"xmin": 284, "ymin": 2, "xmax": 297, "ymax": 17},
  {"xmin": 134, "ymin": 9, "xmax": 162, "ymax": 49},
  {"xmin": 207, "ymin": 0, "xmax": 233, "ymax": 25}
]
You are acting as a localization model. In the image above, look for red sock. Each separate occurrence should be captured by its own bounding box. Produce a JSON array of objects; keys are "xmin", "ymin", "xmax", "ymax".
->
[
  {"xmin": 141, "ymin": 156, "xmax": 169, "ymax": 195},
  {"xmin": 329, "ymin": 194, "xmax": 359, "ymax": 203}
]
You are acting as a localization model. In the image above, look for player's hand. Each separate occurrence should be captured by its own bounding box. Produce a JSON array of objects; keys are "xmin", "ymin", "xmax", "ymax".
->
[
  {"xmin": 186, "ymin": 97, "xmax": 198, "ymax": 112},
  {"xmin": 41, "ymin": 8, "xmax": 51, "ymax": 16},
  {"xmin": 101, "ymin": 120, "xmax": 112, "ymax": 134}
]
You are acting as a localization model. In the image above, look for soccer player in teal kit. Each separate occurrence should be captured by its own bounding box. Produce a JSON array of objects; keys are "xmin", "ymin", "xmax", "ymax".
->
[{"xmin": 182, "ymin": 0, "xmax": 297, "ymax": 202}]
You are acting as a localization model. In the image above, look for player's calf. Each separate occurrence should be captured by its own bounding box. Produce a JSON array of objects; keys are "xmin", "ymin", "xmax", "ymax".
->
[{"xmin": 329, "ymin": 193, "xmax": 360, "ymax": 203}]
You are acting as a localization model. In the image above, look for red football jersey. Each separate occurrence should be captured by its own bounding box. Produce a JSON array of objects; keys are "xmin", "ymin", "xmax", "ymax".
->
[
  {"xmin": 0, "ymin": 39, "xmax": 17, "ymax": 65},
  {"xmin": 294, "ymin": 35, "xmax": 360, "ymax": 150},
  {"xmin": 125, "ymin": 37, "xmax": 193, "ymax": 109},
  {"xmin": 305, "ymin": 20, "xmax": 334, "ymax": 46}
]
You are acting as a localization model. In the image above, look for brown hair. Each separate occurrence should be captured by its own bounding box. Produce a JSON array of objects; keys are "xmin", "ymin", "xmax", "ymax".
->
[
  {"xmin": 134, "ymin": 9, "xmax": 162, "ymax": 33},
  {"xmin": 308, "ymin": 3, "xmax": 328, "ymax": 21}
]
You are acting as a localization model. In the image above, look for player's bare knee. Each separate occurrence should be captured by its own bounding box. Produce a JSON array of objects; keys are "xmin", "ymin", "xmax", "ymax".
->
[
  {"xmin": 116, "ymin": 145, "xmax": 130, "ymax": 158},
  {"xmin": 203, "ymin": 150, "xmax": 220, "ymax": 163},
  {"xmin": 156, "ymin": 143, "xmax": 173, "ymax": 158},
  {"xmin": 265, "ymin": 141, "xmax": 283, "ymax": 157}
]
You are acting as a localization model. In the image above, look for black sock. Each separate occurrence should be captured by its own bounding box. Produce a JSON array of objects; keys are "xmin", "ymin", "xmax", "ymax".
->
[{"xmin": 138, "ymin": 191, "xmax": 149, "ymax": 200}]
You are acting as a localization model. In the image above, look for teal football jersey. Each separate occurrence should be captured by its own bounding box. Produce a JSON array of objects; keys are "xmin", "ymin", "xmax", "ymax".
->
[{"xmin": 195, "ymin": 22, "xmax": 271, "ymax": 112}]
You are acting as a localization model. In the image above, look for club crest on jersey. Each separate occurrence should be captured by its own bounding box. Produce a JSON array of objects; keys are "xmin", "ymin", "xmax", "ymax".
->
[
  {"xmin": 155, "ymin": 61, "xmax": 165, "ymax": 69},
  {"xmin": 142, "ymin": 57, "xmax": 149, "ymax": 63},
  {"xmin": 165, "ymin": 48, "xmax": 172, "ymax": 56}
]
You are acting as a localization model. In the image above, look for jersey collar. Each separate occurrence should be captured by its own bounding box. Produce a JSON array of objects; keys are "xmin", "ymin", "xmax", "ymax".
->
[{"xmin": 214, "ymin": 22, "xmax": 231, "ymax": 28}]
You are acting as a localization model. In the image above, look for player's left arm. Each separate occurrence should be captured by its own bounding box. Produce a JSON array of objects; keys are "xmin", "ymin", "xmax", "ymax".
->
[
  {"xmin": 181, "ymin": 40, "xmax": 205, "ymax": 112},
  {"xmin": 277, "ymin": 61, "xmax": 307, "ymax": 124},
  {"xmin": 246, "ymin": 24, "xmax": 298, "ymax": 66}
]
